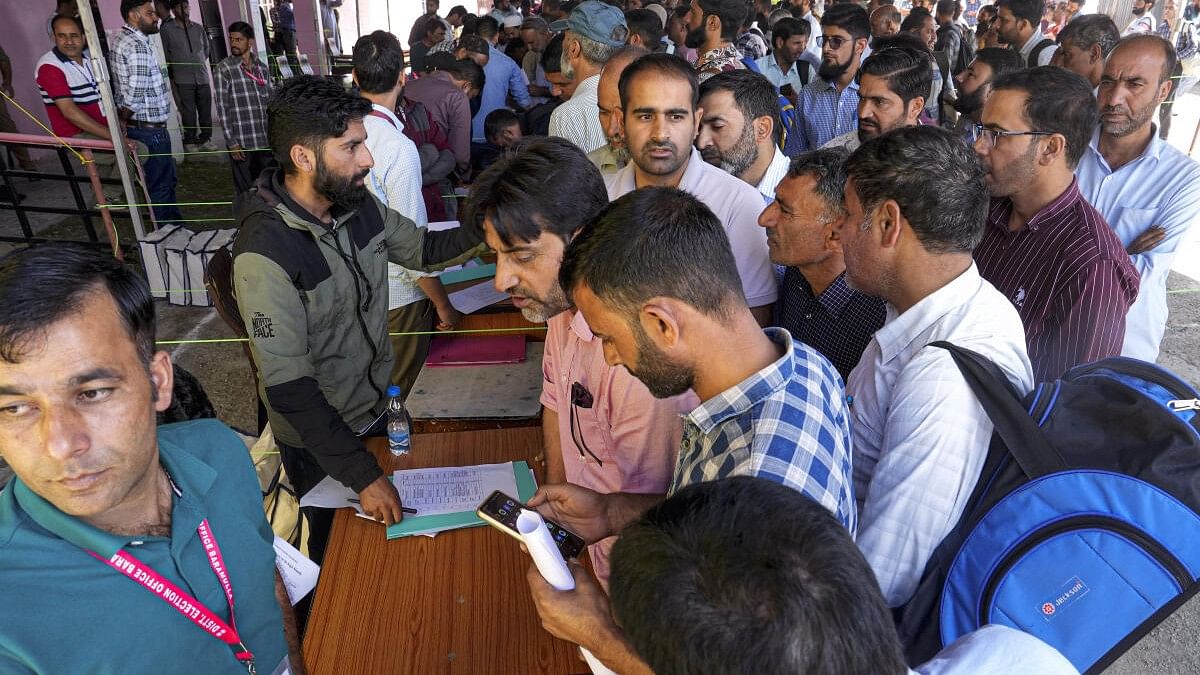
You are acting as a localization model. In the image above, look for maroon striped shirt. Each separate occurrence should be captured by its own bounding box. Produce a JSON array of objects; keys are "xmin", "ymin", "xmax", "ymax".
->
[{"xmin": 974, "ymin": 179, "xmax": 1140, "ymax": 381}]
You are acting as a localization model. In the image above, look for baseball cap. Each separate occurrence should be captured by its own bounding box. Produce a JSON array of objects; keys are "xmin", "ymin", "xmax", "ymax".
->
[
  {"xmin": 646, "ymin": 3, "xmax": 668, "ymax": 29},
  {"xmin": 502, "ymin": 14, "xmax": 524, "ymax": 28},
  {"xmin": 549, "ymin": 0, "xmax": 629, "ymax": 48}
]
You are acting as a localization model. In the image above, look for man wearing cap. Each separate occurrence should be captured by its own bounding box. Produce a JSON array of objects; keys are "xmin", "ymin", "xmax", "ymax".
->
[
  {"xmin": 490, "ymin": 0, "xmax": 523, "ymax": 28},
  {"xmin": 501, "ymin": 14, "xmax": 524, "ymax": 47},
  {"xmin": 549, "ymin": 1, "xmax": 629, "ymax": 154}
]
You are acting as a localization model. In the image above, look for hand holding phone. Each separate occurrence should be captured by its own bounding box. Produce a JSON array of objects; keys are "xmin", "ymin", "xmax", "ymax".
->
[{"xmin": 477, "ymin": 490, "xmax": 586, "ymax": 559}]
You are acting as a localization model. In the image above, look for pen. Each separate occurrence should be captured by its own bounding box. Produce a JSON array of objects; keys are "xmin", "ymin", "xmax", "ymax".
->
[{"xmin": 347, "ymin": 498, "xmax": 418, "ymax": 514}]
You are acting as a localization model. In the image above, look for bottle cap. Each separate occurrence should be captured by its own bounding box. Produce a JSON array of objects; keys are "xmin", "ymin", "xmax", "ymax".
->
[{"xmin": 386, "ymin": 385, "xmax": 402, "ymax": 397}]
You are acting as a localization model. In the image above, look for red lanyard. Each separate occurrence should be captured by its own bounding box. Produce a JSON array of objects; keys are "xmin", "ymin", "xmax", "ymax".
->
[
  {"xmin": 368, "ymin": 109, "xmax": 398, "ymax": 128},
  {"xmin": 89, "ymin": 519, "xmax": 257, "ymax": 674},
  {"xmin": 240, "ymin": 63, "xmax": 267, "ymax": 87}
]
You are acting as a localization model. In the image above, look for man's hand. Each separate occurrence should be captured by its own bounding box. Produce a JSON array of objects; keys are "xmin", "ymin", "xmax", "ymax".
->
[
  {"xmin": 229, "ymin": 144, "xmax": 246, "ymax": 161},
  {"xmin": 434, "ymin": 303, "xmax": 462, "ymax": 330},
  {"xmin": 526, "ymin": 561, "xmax": 617, "ymax": 648},
  {"xmin": 357, "ymin": 476, "xmax": 405, "ymax": 525},
  {"xmin": 527, "ymin": 484, "xmax": 614, "ymax": 544},
  {"xmin": 1127, "ymin": 224, "xmax": 1166, "ymax": 255}
]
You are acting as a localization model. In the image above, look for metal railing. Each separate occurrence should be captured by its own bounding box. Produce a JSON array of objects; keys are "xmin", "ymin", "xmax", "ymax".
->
[{"xmin": 0, "ymin": 132, "xmax": 154, "ymax": 258}]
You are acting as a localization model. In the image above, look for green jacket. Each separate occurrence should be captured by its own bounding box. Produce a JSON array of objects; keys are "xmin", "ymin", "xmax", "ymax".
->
[{"xmin": 232, "ymin": 168, "xmax": 481, "ymax": 492}]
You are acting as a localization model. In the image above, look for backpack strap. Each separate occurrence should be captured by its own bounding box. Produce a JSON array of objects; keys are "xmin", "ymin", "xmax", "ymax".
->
[
  {"xmin": 1028, "ymin": 38, "xmax": 1055, "ymax": 67},
  {"xmin": 929, "ymin": 341, "xmax": 1068, "ymax": 478}
]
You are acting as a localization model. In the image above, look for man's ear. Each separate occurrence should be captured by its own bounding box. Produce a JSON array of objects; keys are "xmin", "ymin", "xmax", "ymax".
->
[
  {"xmin": 290, "ymin": 143, "xmax": 316, "ymax": 174},
  {"xmin": 1088, "ymin": 43, "xmax": 1103, "ymax": 64},
  {"xmin": 753, "ymin": 114, "xmax": 774, "ymax": 144},
  {"xmin": 906, "ymin": 96, "xmax": 926, "ymax": 124},
  {"xmin": 639, "ymin": 298, "xmax": 683, "ymax": 351},
  {"xmin": 879, "ymin": 200, "xmax": 904, "ymax": 249},
  {"xmin": 149, "ymin": 351, "xmax": 174, "ymax": 413}
]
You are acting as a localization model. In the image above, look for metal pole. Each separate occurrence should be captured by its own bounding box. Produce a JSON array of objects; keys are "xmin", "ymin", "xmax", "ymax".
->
[
  {"xmin": 77, "ymin": 0, "xmax": 149, "ymax": 240},
  {"xmin": 249, "ymin": 0, "xmax": 270, "ymax": 71}
]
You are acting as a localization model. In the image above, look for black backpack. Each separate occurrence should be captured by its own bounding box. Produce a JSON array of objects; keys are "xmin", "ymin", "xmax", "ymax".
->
[{"xmin": 894, "ymin": 343, "xmax": 1200, "ymax": 674}]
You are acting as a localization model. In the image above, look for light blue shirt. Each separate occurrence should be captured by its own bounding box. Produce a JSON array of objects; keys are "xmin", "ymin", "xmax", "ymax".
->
[
  {"xmin": 795, "ymin": 76, "xmax": 860, "ymax": 152},
  {"xmin": 1075, "ymin": 127, "xmax": 1200, "ymax": 361},
  {"xmin": 472, "ymin": 44, "xmax": 532, "ymax": 141},
  {"xmin": 754, "ymin": 54, "xmax": 812, "ymax": 92}
]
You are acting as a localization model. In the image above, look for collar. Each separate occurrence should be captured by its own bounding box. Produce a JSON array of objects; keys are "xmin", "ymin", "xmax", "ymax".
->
[
  {"xmin": 685, "ymin": 327, "xmax": 796, "ymax": 433},
  {"xmin": 51, "ymin": 47, "xmax": 77, "ymax": 64},
  {"xmin": 369, "ymin": 103, "xmax": 406, "ymax": 133},
  {"xmin": 1086, "ymin": 125, "xmax": 1165, "ymax": 173},
  {"xmin": 986, "ymin": 178, "xmax": 1082, "ymax": 234},
  {"xmin": 699, "ymin": 43, "xmax": 742, "ymax": 65},
  {"xmin": 569, "ymin": 309, "xmax": 595, "ymax": 342},
  {"xmin": 121, "ymin": 24, "xmax": 149, "ymax": 44},
  {"xmin": 814, "ymin": 75, "xmax": 860, "ymax": 93},
  {"xmin": 874, "ymin": 262, "xmax": 982, "ymax": 364},
  {"xmin": 786, "ymin": 269, "xmax": 857, "ymax": 317},
  {"xmin": 10, "ymin": 436, "xmax": 216, "ymax": 560},
  {"xmin": 263, "ymin": 168, "xmax": 356, "ymax": 231},
  {"xmin": 756, "ymin": 147, "xmax": 792, "ymax": 200}
]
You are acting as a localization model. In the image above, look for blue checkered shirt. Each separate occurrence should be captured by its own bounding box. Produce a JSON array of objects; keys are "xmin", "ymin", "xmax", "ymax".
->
[
  {"xmin": 670, "ymin": 327, "xmax": 857, "ymax": 532},
  {"xmin": 110, "ymin": 25, "xmax": 171, "ymax": 123},
  {"xmin": 795, "ymin": 77, "xmax": 859, "ymax": 152}
]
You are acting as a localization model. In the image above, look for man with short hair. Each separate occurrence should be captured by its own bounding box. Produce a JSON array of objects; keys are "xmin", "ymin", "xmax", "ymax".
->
[
  {"xmin": 1124, "ymin": 0, "xmax": 1157, "ymax": 35},
  {"xmin": 353, "ymin": 31, "xmax": 463, "ymax": 395},
  {"xmin": 409, "ymin": 14, "xmax": 447, "ymax": 73},
  {"xmin": 685, "ymin": 0, "xmax": 749, "ymax": 80},
  {"xmin": 756, "ymin": 17, "xmax": 815, "ymax": 95},
  {"xmin": 409, "ymin": 0, "xmax": 442, "ymax": 48},
  {"xmin": 520, "ymin": 16, "xmax": 555, "ymax": 102},
  {"xmin": 454, "ymin": 33, "xmax": 490, "ymax": 67},
  {"xmin": 759, "ymin": 150, "xmax": 887, "ymax": 381},
  {"xmin": 626, "ymin": 8, "xmax": 665, "ymax": 50},
  {"xmin": 951, "ymin": 47, "xmax": 1024, "ymax": 143},
  {"xmin": 839, "ymin": 126, "xmax": 1035, "ymax": 607},
  {"xmin": 995, "ymin": 0, "xmax": 1057, "ymax": 65},
  {"xmin": 110, "ymin": 0, "xmax": 182, "ymax": 225},
  {"xmin": 590, "ymin": 45, "xmax": 647, "ymax": 175},
  {"xmin": 973, "ymin": 67, "xmax": 1139, "ymax": 380},
  {"xmin": 0, "ymin": 245, "xmax": 302, "ymax": 674},
  {"xmin": 525, "ymin": 186, "xmax": 856, "ymax": 674},
  {"xmin": 697, "ymin": 69, "xmax": 791, "ymax": 202},
  {"xmin": 934, "ymin": 0, "xmax": 966, "ymax": 73},
  {"xmin": 232, "ymin": 76, "xmax": 484, "ymax": 565},
  {"xmin": 214, "ymin": 21, "xmax": 274, "ymax": 193},
  {"xmin": 870, "ymin": 5, "xmax": 902, "ymax": 40},
  {"xmin": 795, "ymin": 4, "xmax": 870, "ymax": 151},
  {"xmin": 1052, "ymin": 14, "xmax": 1121, "ymax": 89},
  {"xmin": 549, "ymin": 1, "xmax": 628, "ymax": 154},
  {"xmin": 1076, "ymin": 35, "xmax": 1200, "ymax": 361},
  {"xmin": 160, "ymin": 0, "xmax": 211, "ymax": 150},
  {"xmin": 607, "ymin": 53, "xmax": 777, "ymax": 322},
  {"xmin": 822, "ymin": 45, "xmax": 930, "ymax": 152},
  {"xmin": 405, "ymin": 57, "xmax": 482, "ymax": 173},
  {"xmin": 471, "ymin": 16, "xmax": 532, "ymax": 141},
  {"xmin": 609, "ymin": 477, "xmax": 1079, "ymax": 675},
  {"xmin": 466, "ymin": 137, "xmax": 688, "ymax": 584},
  {"xmin": 791, "ymin": 0, "xmax": 824, "ymax": 69}
]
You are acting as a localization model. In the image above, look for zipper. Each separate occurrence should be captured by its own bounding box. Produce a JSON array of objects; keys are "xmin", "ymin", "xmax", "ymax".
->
[
  {"xmin": 1069, "ymin": 358, "xmax": 1200, "ymax": 403},
  {"xmin": 977, "ymin": 514, "xmax": 1192, "ymax": 626}
]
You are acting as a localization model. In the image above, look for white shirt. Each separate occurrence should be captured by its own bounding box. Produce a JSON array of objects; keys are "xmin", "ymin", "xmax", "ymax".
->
[
  {"xmin": 799, "ymin": 12, "xmax": 823, "ymax": 70},
  {"xmin": 755, "ymin": 147, "xmax": 791, "ymax": 203},
  {"xmin": 549, "ymin": 73, "xmax": 607, "ymax": 155},
  {"xmin": 754, "ymin": 54, "xmax": 813, "ymax": 93},
  {"xmin": 1018, "ymin": 30, "xmax": 1058, "ymax": 66},
  {"xmin": 362, "ymin": 104, "xmax": 432, "ymax": 309},
  {"xmin": 1075, "ymin": 128, "xmax": 1200, "ymax": 361},
  {"xmin": 606, "ymin": 147, "xmax": 778, "ymax": 308},
  {"xmin": 847, "ymin": 263, "xmax": 1033, "ymax": 607},
  {"xmin": 912, "ymin": 625, "xmax": 1078, "ymax": 675}
]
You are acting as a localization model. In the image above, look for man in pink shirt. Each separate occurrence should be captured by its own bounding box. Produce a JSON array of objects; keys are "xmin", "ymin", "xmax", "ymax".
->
[{"xmin": 464, "ymin": 137, "xmax": 691, "ymax": 582}]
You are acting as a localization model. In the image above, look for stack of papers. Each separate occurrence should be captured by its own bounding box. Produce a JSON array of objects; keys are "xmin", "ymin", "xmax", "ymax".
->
[
  {"xmin": 298, "ymin": 462, "xmax": 538, "ymax": 539},
  {"xmin": 448, "ymin": 281, "xmax": 508, "ymax": 314},
  {"xmin": 425, "ymin": 335, "xmax": 526, "ymax": 367},
  {"xmin": 388, "ymin": 461, "xmax": 538, "ymax": 539}
]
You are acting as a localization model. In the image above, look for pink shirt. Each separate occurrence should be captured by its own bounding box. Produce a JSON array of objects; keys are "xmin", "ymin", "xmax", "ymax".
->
[{"xmin": 540, "ymin": 310, "xmax": 695, "ymax": 582}]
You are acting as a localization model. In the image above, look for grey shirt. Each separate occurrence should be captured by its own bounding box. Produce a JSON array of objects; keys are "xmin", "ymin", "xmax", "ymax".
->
[{"xmin": 159, "ymin": 18, "xmax": 209, "ymax": 85}]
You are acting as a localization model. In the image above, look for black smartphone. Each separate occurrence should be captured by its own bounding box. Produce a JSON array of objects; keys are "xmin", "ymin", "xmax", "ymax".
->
[{"xmin": 476, "ymin": 490, "xmax": 586, "ymax": 560}]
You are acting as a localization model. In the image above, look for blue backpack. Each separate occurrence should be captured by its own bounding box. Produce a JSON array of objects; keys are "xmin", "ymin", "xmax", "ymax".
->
[{"xmin": 894, "ymin": 343, "xmax": 1200, "ymax": 674}]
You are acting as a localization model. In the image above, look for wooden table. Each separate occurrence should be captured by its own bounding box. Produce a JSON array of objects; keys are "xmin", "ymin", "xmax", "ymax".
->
[{"xmin": 302, "ymin": 296, "xmax": 585, "ymax": 675}]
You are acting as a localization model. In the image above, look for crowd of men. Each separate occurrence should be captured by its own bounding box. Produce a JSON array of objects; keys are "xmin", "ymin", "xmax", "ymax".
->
[{"xmin": 1, "ymin": 0, "xmax": 1199, "ymax": 672}]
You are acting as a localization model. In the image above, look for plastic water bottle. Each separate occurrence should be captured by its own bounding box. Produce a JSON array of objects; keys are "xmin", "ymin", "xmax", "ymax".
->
[{"xmin": 386, "ymin": 385, "xmax": 411, "ymax": 457}]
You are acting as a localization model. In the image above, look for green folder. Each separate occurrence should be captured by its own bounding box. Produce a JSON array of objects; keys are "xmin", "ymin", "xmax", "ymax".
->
[
  {"xmin": 438, "ymin": 261, "xmax": 497, "ymax": 286},
  {"xmin": 386, "ymin": 460, "xmax": 537, "ymax": 539}
]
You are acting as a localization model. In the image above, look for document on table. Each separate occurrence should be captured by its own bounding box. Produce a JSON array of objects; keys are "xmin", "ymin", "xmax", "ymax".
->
[
  {"xmin": 298, "ymin": 474, "xmax": 363, "ymax": 514},
  {"xmin": 394, "ymin": 463, "xmax": 519, "ymax": 517},
  {"xmin": 448, "ymin": 281, "xmax": 508, "ymax": 314},
  {"xmin": 273, "ymin": 536, "xmax": 320, "ymax": 605}
]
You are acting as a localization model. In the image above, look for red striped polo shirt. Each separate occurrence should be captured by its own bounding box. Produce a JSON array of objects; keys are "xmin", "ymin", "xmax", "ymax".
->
[{"xmin": 974, "ymin": 179, "xmax": 1140, "ymax": 381}]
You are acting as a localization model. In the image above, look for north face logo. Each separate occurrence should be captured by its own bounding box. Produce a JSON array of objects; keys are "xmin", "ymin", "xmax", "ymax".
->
[{"xmin": 252, "ymin": 311, "xmax": 275, "ymax": 339}]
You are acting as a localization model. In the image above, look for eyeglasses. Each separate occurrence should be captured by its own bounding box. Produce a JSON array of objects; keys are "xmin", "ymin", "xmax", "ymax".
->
[
  {"xmin": 816, "ymin": 35, "xmax": 851, "ymax": 49},
  {"xmin": 569, "ymin": 381, "xmax": 604, "ymax": 467},
  {"xmin": 973, "ymin": 124, "xmax": 1056, "ymax": 148}
]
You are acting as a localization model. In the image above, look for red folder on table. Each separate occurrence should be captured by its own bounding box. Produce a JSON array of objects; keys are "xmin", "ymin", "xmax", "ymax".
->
[{"xmin": 424, "ymin": 335, "xmax": 527, "ymax": 367}]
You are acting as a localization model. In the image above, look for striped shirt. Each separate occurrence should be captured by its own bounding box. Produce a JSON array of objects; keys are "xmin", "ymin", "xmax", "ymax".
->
[
  {"xmin": 213, "ymin": 55, "xmax": 272, "ymax": 150},
  {"xmin": 974, "ymin": 179, "xmax": 1139, "ymax": 381},
  {"xmin": 673, "ymin": 327, "xmax": 857, "ymax": 533},
  {"xmin": 548, "ymin": 73, "xmax": 606, "ymax": 155},
  {"xmin": 795, "ymin": 76, "xmax": 860, "ymax": 152},
  {"xmin": 775, "ymin": 270, "xmax": 886, "ymax": 383},
  {"xmin": 35, "ymin": 48, "xmax": 105, "ymax": 137},
  {"xmin": 109, "ymin": 24, "xmax": 171, "ymax": 123}
]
